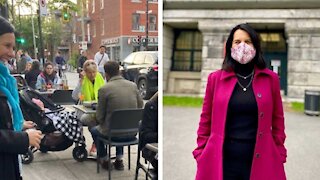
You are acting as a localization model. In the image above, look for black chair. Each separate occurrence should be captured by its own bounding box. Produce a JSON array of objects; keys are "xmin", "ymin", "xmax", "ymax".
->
[
  {"xmin": 49, "ymin": 89, "xmax": 75, "ymax": 105},
  {"xmin": 13, "ymin": 74, "xmax": 28, "ymax": 90},
  {"xmin": 134, "ymin": 122, "xmax": 158, "ymax": 180},
  {"xmin": 96, "ymin": 108, "xmax": 143, "ymax": 180}
]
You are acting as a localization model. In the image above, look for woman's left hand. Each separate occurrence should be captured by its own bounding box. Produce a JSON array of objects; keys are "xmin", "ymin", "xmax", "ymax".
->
[{"xmin": 23, "ymin": 120, "xmax": 36, "ymax": 130}]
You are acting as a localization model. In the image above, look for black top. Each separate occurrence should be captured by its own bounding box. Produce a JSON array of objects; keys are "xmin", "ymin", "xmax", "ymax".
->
[
  {"xmin": 141, "ymin": 98, "xmax": 158, "ymax": 148},
  {"xmin": 25, "ymin": 69, "xmax": 41, "ymax": 89},
  {"xmin": 0, "ymin": 92, "xmax": 29, "ymax": 180},
  {"xmin": 77, "ymin": 56, "xmax": 87, "ymax": 73},
  {"xmin": 225, "ymin": 62, "xmax": 258, "ymax": 140}
]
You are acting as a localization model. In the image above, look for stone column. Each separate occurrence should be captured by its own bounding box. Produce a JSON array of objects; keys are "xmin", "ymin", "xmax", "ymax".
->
[
  {"xmin": 198, "ymin": 20, "xmax": 239, "ymax": 96},
  {"xmin": 285, "ymin": 20, "xmax": 320, "ymax": 99},
  {"xmin": 163, "ymin": 24, "xmax": 175, "ymax": 92}
]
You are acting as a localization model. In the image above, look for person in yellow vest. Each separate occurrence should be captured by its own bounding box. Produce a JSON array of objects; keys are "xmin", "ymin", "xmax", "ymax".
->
[{"xmin": 72, "ymin": 59, "xmax": 105, "ymax": 156}]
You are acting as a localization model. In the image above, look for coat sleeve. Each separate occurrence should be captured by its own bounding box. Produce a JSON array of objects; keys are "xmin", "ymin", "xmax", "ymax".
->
[
  {"xmin": 135, "ymin": 84, "xmax": 143, "ymax": 108},
  {"xmin": 96, "ymin": 88, "xmax": 107, "ymax": 125},
  {"xmin": 271, "ymin": 74, "xmax": 287, "ymax": 163},
  {"xmin": 35, "ymin": 75, "xmax": 43, "ymax": 90},
  {"xmin": 0, "ymin": 129, "xmax": 29, "ymax": 154},
  {"xmin": 141, "ymin": 102, "xmax": 158, "ymax": 147},
  {"xmin": 72, "ymin": 81, "xmax": 82, "ymax": 101},
  {"xmin": 192, "ymin": 72, "xmax": 216, "ymax": 160}
]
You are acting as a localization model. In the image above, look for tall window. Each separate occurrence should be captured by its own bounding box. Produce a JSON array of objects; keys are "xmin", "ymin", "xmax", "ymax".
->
[
  {"xmin": 92, "ymin": 0, "xmax": 95, "ymax": 13},
  {"xmin": 101, "ymin": 19, "xmax": 105, "ymax": 35},
  {"xmin": 149, "ymin": 15, "xmax": 157, "ymax": 31},
  {"xmin": 172, "ymin": 30, "xmax": 202, "ymax": 72},
  {"xmin": 132, "ymin": 14, "xmax": 140, "ymax": 30},
  {"xmin": 87, "ymin": 24, "xmax": 91, "ymax": 42},
  {"xmin": 100, "ymin": 0, "xmax": 104, "ymax": 9}
]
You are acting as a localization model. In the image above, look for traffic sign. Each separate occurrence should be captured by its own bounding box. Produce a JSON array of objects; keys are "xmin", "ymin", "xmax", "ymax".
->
[{"xmin": 39, "ymin": 0, "xmax": 47, "ymax": 16}]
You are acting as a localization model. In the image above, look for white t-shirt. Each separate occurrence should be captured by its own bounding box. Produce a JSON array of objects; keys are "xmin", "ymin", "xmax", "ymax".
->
[{"xmin": 94, "ymin": 52, "xmax": 109, "ymax": 74}]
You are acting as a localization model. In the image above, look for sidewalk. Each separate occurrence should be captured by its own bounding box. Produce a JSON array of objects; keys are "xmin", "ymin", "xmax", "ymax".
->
[
  {"xmin": 164, "ymin": 106, "xmax": 320, "ymax": 180},
  {"xmin": 22, "ymin": 128, "xmax": 145, "ymax": 180}
]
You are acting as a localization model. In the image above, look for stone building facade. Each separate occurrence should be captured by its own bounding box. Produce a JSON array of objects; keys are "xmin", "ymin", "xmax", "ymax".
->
[{"xmin": 163, "ymin": 0, "xmax": 320, "ymax": 100}]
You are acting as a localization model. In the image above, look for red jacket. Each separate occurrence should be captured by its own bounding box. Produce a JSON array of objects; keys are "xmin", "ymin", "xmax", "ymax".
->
[{"xmin": 193, "ymin": 67, "xmax": 287, "ymax": 180}]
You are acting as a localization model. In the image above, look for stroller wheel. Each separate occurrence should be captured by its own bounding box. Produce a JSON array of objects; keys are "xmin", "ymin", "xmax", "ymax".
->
[
  {"xmin": 73, "ymin": 146, "xmax": 87, "ymax": 162},
  {"xmin": 21, "ymin": 148, "xmax": 34, "ymax": 164}
]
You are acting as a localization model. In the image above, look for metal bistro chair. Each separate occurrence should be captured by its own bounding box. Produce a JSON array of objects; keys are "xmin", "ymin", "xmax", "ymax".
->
[
  {"xmin": 49, "ymin": 89, "xmax": 75, "ymax": 105},
  {"xmin": 96, "ymin": 108, "xmax": 143, "ymax": 180},
  {"xmin": 134, "ymin": 122, "xmax": 158, "ymax": 180}
]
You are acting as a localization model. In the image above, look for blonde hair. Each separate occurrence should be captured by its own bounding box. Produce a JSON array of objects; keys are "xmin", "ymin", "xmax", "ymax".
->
[{"xmin": 83, "ymin": 59, "xmax": 97, "ymax": 72}]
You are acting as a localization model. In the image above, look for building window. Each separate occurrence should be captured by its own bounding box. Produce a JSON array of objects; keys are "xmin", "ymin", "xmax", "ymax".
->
[
  {"xmin": 101, "ymin": 19, "xmax": 104, "ymax": 35},
  {"xmin": 86, "ymin": 0, "xmax": 89, "ymax": 16},
  {"xmin": 100, "ymin": 0, "xmax": 104, "ymax": 9},
  {"xmin": 92, "ymin": 0, "xmax": 95, "ymax": 13},
  {"xmin": 132, "ymin": 14, "xmax": 140, "ymax": 30},
  {"xmin": 172, "ymin": 30, "xmax": 202, "ymax": 72},
  {"xmin": 113, "ymin": 46, "xmax": 120, "ymax": 62},
  {"xmin": 87, "ymin": 24, "xmax": 91, "ymax": 42},
  {"xmin": 148, "ymin": 14, "xmax": 157, "ymax": 31}
]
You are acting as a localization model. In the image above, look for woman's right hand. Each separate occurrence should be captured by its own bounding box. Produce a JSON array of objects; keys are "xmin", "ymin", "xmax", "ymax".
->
[{"xmin": 26, "ymin": 129, "xmax": 42, "ymax": 149}]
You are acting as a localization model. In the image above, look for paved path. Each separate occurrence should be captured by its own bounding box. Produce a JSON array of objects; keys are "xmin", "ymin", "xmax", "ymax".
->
[
  {"xmin": 164, "ymin": 106, "xmax": 320, "ymax": 180},
  {"xmin": 22, "ymin": 127, "xmax": 147, "ymax": 180}
]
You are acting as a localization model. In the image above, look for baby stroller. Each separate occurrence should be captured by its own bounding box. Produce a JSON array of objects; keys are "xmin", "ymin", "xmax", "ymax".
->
[{"xmin": 18, "ymin": 88, "xmax": 88, "ymax": 164}]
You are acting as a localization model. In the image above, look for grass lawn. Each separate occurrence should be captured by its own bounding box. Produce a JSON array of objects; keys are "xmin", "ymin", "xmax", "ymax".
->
[
  {"xmin": 290, "ymin": 102, "xmax": 304, "ymax": 113},
  {"xmin": 164, "ymin": 96, "xmax": 305, "ymax": 113},
  {"xmin": 163, "ymin": 96, "xmax": 203, "ymax": 107}
]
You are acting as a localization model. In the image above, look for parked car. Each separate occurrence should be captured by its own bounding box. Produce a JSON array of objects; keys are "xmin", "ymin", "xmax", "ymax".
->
[{"xmin": 121, "ymin": 51, "xmax": 158, "ymax": 100}]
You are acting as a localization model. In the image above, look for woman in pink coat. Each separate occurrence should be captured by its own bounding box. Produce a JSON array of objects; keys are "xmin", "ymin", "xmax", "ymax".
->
[{"xmin": 193, "ymin": 23, "xmax": 287, "ymax": 180}]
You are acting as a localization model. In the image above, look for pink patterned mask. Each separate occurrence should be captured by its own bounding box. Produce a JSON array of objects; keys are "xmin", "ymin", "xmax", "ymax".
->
[{"xmin": 231, "ymin": 42, "xmax": 256, "ymax": 64}]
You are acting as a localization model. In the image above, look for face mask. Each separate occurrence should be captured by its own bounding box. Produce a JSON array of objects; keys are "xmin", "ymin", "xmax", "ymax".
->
[{"xmin": 231, "ymin": 42, "xmax": 256, "ymax": 64}]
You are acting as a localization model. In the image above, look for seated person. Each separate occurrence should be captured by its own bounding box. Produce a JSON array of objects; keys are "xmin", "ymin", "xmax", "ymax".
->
[
  {"xmin": 25, "ymin": 60, "xmax": 41, "ymax": 89},
  {"xmin": 72, "ymin": 59, "xmax": 105, "ymax": 155},
  {"xmin": 140, "ymin": 92, "xmax": 158, "ymax": 171},
  {"xmin": 90, "ymin": 61, "xmax": 143, "ymax": 170},
  {"xmin": 36, "ymin": 62, "xmax": 59, "ymax": 90}
]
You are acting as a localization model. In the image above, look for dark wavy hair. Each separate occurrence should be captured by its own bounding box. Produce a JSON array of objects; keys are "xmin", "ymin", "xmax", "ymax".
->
[
  {"xmin": 222, "ymin": 23, "xmax": 266, "ymax": 71},
  {"xmin": 43, "ymin": 61, "xmax": 56, "ymax": 81},
  {"xmin": 0, "ymin": 16, "xmax": 15, "ymax": 36},
  {"xmin": 104, "ymin": 61, "xmax": 119, "ymax": 78},
  {"xmin": 31, "ymin": 60, "xmax": 40, "ymax": 71}
]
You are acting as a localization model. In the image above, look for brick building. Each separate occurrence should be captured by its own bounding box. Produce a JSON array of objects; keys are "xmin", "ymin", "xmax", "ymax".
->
[{"xmin": 73, "ymin": 0, "xmax": 158, "ymax": 61}]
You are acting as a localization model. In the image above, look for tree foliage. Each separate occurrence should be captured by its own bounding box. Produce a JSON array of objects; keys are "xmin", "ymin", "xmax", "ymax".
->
[{"xmin": 8, "ymin": 0, "xmax": 78, "ymax": 58}]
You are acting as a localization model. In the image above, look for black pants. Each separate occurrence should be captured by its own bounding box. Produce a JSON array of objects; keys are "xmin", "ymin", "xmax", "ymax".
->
[{"xmin": 223, "ymin": 138, "xmax": 255, "ymax": 180}]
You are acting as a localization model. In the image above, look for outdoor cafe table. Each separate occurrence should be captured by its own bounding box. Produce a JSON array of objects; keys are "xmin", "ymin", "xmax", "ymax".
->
[
  {"xmin": 36, "ymin": 89, "xmax": 56, "ymax": 96},
  {"xmin": 73, "ymin": 104, "xmax": 96, "ymax": 115}
]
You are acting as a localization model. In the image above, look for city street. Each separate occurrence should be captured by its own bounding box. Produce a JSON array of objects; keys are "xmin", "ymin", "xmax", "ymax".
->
[
  {"xmin": 164, "ymin": 106, "xmax": 320, "ymax": 180},
  {"xmin": 22, "ymin": 71, "xmax": 146, "ymax": 180}
]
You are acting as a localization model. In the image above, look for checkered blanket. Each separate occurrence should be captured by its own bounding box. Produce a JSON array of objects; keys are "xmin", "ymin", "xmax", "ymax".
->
[{"xmin": 46, "ymin": 111, "xmax": 84, "ymax": 143}]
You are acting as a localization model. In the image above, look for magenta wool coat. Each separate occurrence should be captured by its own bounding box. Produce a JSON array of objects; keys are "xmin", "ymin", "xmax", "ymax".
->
[{"xmin": 193, "ymin": 67, "xmax": 287, "ymax": 180}]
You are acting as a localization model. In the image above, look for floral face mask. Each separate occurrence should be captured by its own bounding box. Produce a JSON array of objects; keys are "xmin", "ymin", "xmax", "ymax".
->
[{"xmin": 231, "ymin": 42, "xmax": 256, "ymax": 64}]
